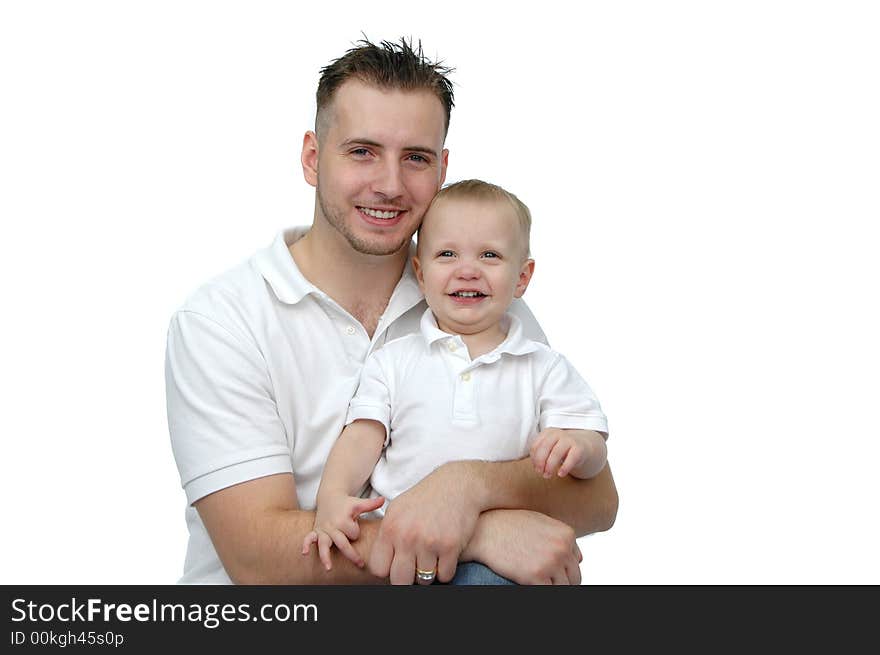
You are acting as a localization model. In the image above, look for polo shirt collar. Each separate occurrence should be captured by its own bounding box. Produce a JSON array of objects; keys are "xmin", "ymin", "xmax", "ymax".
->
[
  {"xmin": 387, "ymin": 246, "xmax": 423, "ymax": 315},
  {"xmin": 252, "ymin": 228, "xmax": 315, "ymax": 304},
  {"xmin": 419, "ymin": 308, "xmax": 541, "ymax": 360},
  {"xmin": 254, "ymin": 228, "xmax": 423, "ymax": 311}
]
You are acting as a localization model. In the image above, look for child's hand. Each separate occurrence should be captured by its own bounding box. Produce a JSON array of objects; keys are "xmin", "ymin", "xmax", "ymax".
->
[
  {"xmin": 530, "ymin": 428, "xmax": 600, "ymax": 479},
  {"xmin": 301, "ymin": 495, "xmax": 385, "ymax": 570}
]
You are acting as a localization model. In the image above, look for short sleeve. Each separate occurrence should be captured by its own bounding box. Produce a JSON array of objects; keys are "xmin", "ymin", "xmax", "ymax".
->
[
  {"xmin": 165, "ymin": 310, "xmax": 292, "ymax": 505},
  {"xmin": 345, "ymin": 351, "xmax": 393, "ymax": 445},
  {"xmin": 537, "ymin": 354, "xmax": 609, "ymax": 436}
]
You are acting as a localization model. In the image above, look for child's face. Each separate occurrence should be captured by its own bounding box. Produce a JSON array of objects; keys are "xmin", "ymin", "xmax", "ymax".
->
[{"xmin": 413, "ymin": 197, "xmax": 534, "ymax": 336}]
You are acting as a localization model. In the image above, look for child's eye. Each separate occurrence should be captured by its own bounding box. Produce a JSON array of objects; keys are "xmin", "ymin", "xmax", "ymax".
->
[
  {"xmin": 482, "ymin": 251, "xmax": 500, "ymax": 259},
  {"xmin": 438, "ymin": 250, "xmax": 455, "ymax": 258}
]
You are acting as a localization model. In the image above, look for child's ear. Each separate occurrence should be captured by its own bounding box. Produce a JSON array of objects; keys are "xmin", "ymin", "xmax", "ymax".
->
[
  {"xmin": 412, "ymin": 256, "xmax": 426, "ymax": 291},
  {"xmin": 514, "ymin": 259, "xmax": 535, "ymax": 298}
]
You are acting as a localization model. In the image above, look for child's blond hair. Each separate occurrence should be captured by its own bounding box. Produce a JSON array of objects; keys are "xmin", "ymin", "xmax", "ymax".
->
[{"xmin": 425, "ymin": 179, "xmax": 532, "ymax": 258}]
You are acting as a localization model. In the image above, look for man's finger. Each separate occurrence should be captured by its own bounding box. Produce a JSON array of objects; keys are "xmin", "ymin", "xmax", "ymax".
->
[
  {"xmin": 389, "ymin": 550, "xmax": 416, "ymax": 585},
  {"xmin": 565, "ymin": 555, "xmax": 582, "ymax": 585},
  {"xmin": 550, "ymin": 569, "xmax": 570, "ymax": 585},
  {"xmin": 436, "ymin": 552, "xmax": 457, "ymax": 583},
  {"xmin": 415, "ymin": 549, "xmax": 438, "ymax": 586},
  {"xmin": 368, "ymin": 536, "xmax": 393, "ymax": 578}
]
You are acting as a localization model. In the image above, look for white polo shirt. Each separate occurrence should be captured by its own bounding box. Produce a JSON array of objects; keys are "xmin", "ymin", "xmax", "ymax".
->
[
  {"xmin": 346, "ymin": 309, "xmax": 608, "ymax": 514},
  {"xmin": 165, "ymin": 228, "xmax": 546, "ymax": 583}
]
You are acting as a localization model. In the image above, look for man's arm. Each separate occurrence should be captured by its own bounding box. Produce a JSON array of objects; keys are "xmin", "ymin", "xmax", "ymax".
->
[
  {"xmin": 460, "ymin": 508, "xmax": 585, "ymax": 585},
  {"xmin": 195, "ymin": 473, "xmax": 387, "ymax": 585},
  {"xmin": 197, "ymin": 464, "xmax": 595, "ymax": 585},
  {"xmin": 473, "ymin": 458, "xmax": 618, "ymax": 536},
  {"xmin": 368, "ymin": 458, "xmax": 617, "ymax": 581}
]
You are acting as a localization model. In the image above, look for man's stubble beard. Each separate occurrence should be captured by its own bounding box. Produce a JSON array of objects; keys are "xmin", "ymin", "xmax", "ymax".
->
[{"xmin": 317, "ymin": 188, "xmax": 414, "ymax": 257}]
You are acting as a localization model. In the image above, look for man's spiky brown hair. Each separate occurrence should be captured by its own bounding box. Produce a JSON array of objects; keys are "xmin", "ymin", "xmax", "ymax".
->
[{"xmin": 315, "ymin": 37, "xmax": 455, "ymax": 137}]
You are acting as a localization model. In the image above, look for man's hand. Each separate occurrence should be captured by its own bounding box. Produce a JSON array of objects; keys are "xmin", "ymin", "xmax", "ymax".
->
[
  {"xmin": 368, "ymin": 462, "xmax": 485, "ymax": 584},
  {"xmin": 302, "ymin": 495, "xmax": 385, "ymax": 570},
  {"xmin": 530, "ymin": 428, "xmax": 607, "ymax": 479},
  {"xmin": 463, "ymin": 509, "xmax": 583, "ymax": 585}
]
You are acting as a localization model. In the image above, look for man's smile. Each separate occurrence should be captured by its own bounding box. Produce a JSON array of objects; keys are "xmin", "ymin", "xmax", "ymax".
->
[{"xmin": 357, "ymin": 206, "xmax": 404, "ymax": 219}]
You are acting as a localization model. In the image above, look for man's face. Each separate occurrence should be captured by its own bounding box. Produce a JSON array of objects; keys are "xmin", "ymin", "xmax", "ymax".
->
[
  {"xmin": 304, "ymin": 79, "xmax": 448, "ymax": 256},
  {"xmin": 413, "ymin": 197, "xmax": 534, "ymax": 336}
]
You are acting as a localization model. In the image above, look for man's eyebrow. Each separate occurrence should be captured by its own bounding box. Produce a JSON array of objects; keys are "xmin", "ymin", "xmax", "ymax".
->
[
  {"xmin": 403, "ymin": 145, "xmax": 440, "ymax": 157},
  {"xmin": 340, "ymin": 139, "xmax": 439, "ymax": 157},
  {"xmin": 340, "ymin": 138, "xmax": 383, "ymax": 149}
]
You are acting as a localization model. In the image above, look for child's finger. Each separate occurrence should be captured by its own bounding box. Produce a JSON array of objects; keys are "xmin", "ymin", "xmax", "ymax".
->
[
  {"xmin": 529, "ymin": 449, "xmax": 545, "ymax": 475},
  {"xmin": 352, "ymin": 496, "xmax": 385, "ymax": 518},
  {"xmin": 543, "ymin": 441, "xmax": 570, "ymax": 478},
  {"xmin": 317, "ymin": 532, "xmax": 334, "ymax": 571},
  {"xmin": 339, "ymin": 517, "xmax": 360, "ymax": 541},
  {"xmin": 330, "ymin": 529, "xmax": 364, "ymax": 568},
  {"xmin": 340, "ymin": 497, "xmax": 386, "ymax": 541},
  {"xmin": 530, "ymin": 435, "xmax": 557, "ymax": 475},
  {"xmin": 529, "ymin": 431, "xmax": 548, "ymax": 455},
  {"xmin": 557, "ymin": 446, "xmax": 583, "ymax": 477},
  {"xmin": 301, "ymin": 531, "xmax": 318, "ymax": 555}
]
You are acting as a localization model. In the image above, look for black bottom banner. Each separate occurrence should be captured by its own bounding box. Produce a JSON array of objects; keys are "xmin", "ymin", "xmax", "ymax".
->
[{"xmin": 1, "ymin": 585, "xmax": 875, "ymax": 650}]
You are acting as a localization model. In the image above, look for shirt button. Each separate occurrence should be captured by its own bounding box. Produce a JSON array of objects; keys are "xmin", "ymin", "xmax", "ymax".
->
[
  {"xmin": 345, "ymin": 325, "xmax": 356, "ymax": 335},
  {"xmin": 447, "ymin": 342, "xmax": 458, "ymax": 351},
  {"xmin": 460, "ymin": 372, "xmax": 471, "ymax": 382}
]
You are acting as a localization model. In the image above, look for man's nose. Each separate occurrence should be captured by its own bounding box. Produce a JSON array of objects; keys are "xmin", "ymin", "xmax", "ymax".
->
[{"xmin": 371, "ymin": 159, "xmax": 405, "ymax": 199}]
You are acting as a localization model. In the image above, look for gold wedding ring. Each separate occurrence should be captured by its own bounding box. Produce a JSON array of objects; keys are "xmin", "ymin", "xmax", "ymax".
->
[{"xmin": 415, "ymin": 567, "xmax": 437, "ymax": 583}]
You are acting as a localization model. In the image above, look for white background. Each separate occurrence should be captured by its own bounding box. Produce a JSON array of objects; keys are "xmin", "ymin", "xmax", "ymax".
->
[{"xmin": 1, "ymin": 1, "xmax": 877, "ymax": 584}]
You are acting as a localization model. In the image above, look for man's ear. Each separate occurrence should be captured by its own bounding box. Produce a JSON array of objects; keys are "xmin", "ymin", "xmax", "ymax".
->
[
  {"xmin": 301, "ymin": 131, "xmax": 319, "ymax": 187},
  {"xmin": 412, "ymin": 255, "xmax": 426, "ymax": 292},
  {"xmin": 514, "ymin": 259, "xmax": 536, "ymax": 298},
  {"xmin": 439, "ymin": 148, "xmax": 449, "ymax": 187}
]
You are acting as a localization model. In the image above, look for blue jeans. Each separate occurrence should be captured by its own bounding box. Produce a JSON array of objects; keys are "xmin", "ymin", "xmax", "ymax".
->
[{"xmin": 446, "ymin": 562, "xmax": 516, "ymax": 585}]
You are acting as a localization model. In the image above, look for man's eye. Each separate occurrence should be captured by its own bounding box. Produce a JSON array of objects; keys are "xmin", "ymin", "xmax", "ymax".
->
[
  {"xmin": 407, "ymin": 154, "xmax": 429, "ymax": 163},
  {"xmin": 351, "ymin": 148, "xmax": 370, "ymax": 156}
]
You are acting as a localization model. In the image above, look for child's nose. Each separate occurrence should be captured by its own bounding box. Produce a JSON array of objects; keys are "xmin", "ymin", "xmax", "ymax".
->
[{"xmin": 455, "ymin": 262, "xmax": 480, "ymax": 279}]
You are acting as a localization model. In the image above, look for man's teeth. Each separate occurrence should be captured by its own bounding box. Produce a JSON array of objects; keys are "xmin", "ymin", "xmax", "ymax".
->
[
  {"xmin": 451, "ymin": 291, "xmax": 485, "ymax": 298},
  {"xmin": 360, "ymin": 207, "xmax": 401, "ymax": 219}
]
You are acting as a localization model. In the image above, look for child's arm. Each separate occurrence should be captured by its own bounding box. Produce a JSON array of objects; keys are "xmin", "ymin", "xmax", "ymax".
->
[
  {"xmin": 302, "ymin": 419, "xmax": 387, "ymax": 569},
  {"xmin": 529, "ymin": 353, "xmax": 609, "ymax": 479},
  {"xmin": 530, "ymin": 428, "xmax": 608, "ymax": 479},
  {"xmin": 317, "ymin": 419, "xmax": 386, "ymax": 498}
]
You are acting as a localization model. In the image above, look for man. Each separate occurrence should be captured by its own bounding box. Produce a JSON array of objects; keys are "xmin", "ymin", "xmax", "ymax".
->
[{"xmin": 166, "ymin": 38, "xmax": 617, "ymax": 585}]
